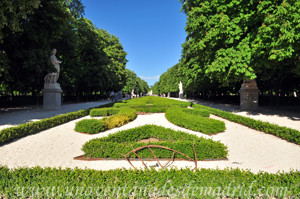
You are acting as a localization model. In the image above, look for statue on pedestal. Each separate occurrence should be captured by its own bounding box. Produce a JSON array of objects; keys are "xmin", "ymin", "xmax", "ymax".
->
[
  {"xmin": 44, "ymin": 49, "xmax": 61, "ymax": 84},
  {"xmin": 43, "ymin": 48, "xmax": 63, "ymax": 110},
  {"xmin": 178, "ymin": 81, "xmax": 184, "ymax": 98}
]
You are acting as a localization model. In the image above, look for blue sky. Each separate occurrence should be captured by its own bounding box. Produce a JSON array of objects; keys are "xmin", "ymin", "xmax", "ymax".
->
[{"xmin": 83, "ymin": 0, "xmax": 187, "ymax": 86}]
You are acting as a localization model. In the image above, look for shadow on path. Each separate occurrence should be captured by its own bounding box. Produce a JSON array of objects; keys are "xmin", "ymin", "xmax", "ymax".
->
[
  {"xmin": 0, "ymin": 100, "xmax": 112, "ymax": 126},
  {"xmin": 184, "ymin": 98, "xmax": 300, "ymax": 121}
]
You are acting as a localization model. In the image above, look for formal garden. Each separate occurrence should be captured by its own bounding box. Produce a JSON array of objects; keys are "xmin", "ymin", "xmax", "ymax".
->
[
  {"xmin": 1, "ymin": 0, "xmax": 300, "ymax": 198},
  {"xmin": 0, "ymin": 96, "xmax": 299, "ymax": 198}
]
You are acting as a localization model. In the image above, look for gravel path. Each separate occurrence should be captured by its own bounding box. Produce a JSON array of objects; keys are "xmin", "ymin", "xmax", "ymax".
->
[
  {"xmin": 0, "ymin": 100, "xmax": 113, "ymax": 130},
  {"xmin": 0, "ymin": 112, "xmax": 299, "ymax": 173},
  {"xmin": 171, "ymin": 98, "xmax": 300, "ymax": 131}
]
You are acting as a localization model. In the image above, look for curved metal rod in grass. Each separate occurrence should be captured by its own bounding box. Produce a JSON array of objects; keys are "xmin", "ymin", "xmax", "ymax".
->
[{"xmin": 119, "ymin": 144, "xmax": 198, "ymax": 170}]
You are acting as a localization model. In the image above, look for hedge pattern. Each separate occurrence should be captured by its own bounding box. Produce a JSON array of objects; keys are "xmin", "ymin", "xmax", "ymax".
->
[
  {"xmin": 113, "ymin": 96, "xmax": 190, "ymax": 113},
  {"xmin": 192, "ymin": 104, "xmax": 300, "ymax": 145},
  {"xmin": 165, "ymin": 108, "xmax": 226, "ymax": 134},
  {"xmin": 82, "ymin": 125, "xmax": 228, "ymax": 160},
  {"xmin": 74, "ymin": 119, "xmax": 107, "ymax": 134},
  {"xmin": 75, "ymin": 107, "xmax": 137, "ymax": 134},
  {"xmin": 0, "ymin": 166, "xmax": 299, "ymax": 199}
]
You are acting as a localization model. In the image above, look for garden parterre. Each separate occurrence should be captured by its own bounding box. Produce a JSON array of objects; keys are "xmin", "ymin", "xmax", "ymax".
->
[{"xmin": 0, "ymin": 96, "xmax": 299, "ymax": 199}]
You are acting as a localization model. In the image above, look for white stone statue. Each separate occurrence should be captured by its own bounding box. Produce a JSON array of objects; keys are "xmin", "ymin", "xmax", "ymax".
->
[
  {"xmin": 44, "ymin": 49, "xmax": 61, "ymax": 84},
  {"xmin": 179, "ymin": 81, "xmax": 183, "ymax": 94}
]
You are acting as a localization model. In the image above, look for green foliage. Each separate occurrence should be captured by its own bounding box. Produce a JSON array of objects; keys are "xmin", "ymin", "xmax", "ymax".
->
[
  {"xmin": 1, "ymin": 0, "xmax": 74, "ymax": 94},
  {"xmin": 0, "ymin": 110, "xmax": 88, "ymax": 145},
  {"xmin": 89, "ymin": 108, "xmax": 120, "ymax": 117},
  {"xmin": 74, "ymin": 119, "xmax": 107, "ymax": 134},
  {"xmin": 165, "ymin": 108, "xmax": 226, "ymax": 134},
  {"xmin": 193, "ymin": 104, "xmax": 300, "ymax": 145},
  {"xmin": 0, "ymin": 102, "xmax": 113, "ymax": 145},
  {"xmin": 0, "ymin": 0, "xmax": 130, "ymax": 100},
  {"xmin": 156, "ymin": 63, "xmax": 186, "ymax": 95},
  {"xmin": 0, "ymin": 167, "xmax": 299, "ymax": 198},
  {"xmin": 82, "ymin": 125, "xmax": 228, "ymax": 160},
  {"xmin": 0, "ymin": 0, "xmax": 41, "ymax": 43},
  {"xmin": 75, "ymin": 107, "xmax": 136, "ymax": 134},
  {"xmin": 113, "ymin": 96, "xmax": 190, "ymax": 113},
  {"xmin": 103, "ymin": 108, "xmax": 136, "ymax": 129},
  {"xmin": 182, "ymin": 108, "xmax": 210, "ymax": 117},
  {"xmin": 122, "ymin": 69, "xmax": 149, "ymax": 95},
  {"xmin": 173, "ymin": 0, "xmax": 300, "ymax": 99}
]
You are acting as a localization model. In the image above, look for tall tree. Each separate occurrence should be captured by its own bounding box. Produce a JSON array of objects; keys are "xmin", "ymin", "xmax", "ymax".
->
[
  {"xmin": 179, "ymin": 0, "xmax": 300, "ymax": 98},
  {"xmin": 1, "ymin": 0, "xmax": 72, "ymax": 97}
]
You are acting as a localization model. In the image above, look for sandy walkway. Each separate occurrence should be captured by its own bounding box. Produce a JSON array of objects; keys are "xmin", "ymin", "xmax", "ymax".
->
[
  {"xmin": 0, "ymin": 100, "xmax": 113, "ymax": 130},
  {"xmin": 0, "ymin": 113, "xmax": 299, "ymax": 174},
  {"xmin": 172, "ymin": 98, "xmax": 300, "ymax": 131}
]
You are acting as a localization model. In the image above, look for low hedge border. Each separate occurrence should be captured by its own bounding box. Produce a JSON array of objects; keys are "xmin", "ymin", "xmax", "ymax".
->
[
  {"xmin": 181, "ymin": 108, "xmax": 210, "ymax": 117},
  {"xmin": 75, "ymin": 107, "xmax": 137, "ymax": 134},
  {"xmin": 89, "ymin": 107, "xmax": 120, "ymax": 117},
  {"xmin": 113, "ymin": 96, "xmax": 190, "ymax": 113},
  {"xmin": 82, "ymin": 125, "xmax": 228, "ymax": 160},
  {"xmin": 0, "ymin": 166, "xmax": 299, "ymax": 199},
  {"xmin": 192, "ymin": 104, "xmax": 300, "ymax": 145},
  {"xmin": 165, "ymin": 108, "xmax": 226, "ymax": 134},
  {"xmin": 0, "ymin": 102, "xmax": 114, "ymax": 145}
]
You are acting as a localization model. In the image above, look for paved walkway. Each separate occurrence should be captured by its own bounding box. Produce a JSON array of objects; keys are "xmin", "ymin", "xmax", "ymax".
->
[{"xmin": 0, "ymin": 100, "xmax": 113, "ymax": 130}]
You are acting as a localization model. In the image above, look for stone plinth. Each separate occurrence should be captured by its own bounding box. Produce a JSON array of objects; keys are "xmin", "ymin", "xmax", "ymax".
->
[
  {"xmin": 179, "ymin": 92, "xmax": 184, "ymax": 99},
  {"xmin": 239, "ymin": 79, "xmax": 259, "ymax": 111},
  {"xmin": 43, "ymin": 83, "xmax": 62, "ymax": 110}
]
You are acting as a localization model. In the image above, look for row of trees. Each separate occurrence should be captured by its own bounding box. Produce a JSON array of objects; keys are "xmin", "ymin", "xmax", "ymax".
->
[
  {"xmin": 154, "ymin": 0, "xmax": 300, "ymax": 104},
  {"xmin": 122, "ymin": 69, "xmax": 149, "ymax": 96},
  {"xmin": 0, "ymin": 0, "xmax": 149, "ymax": 105}
]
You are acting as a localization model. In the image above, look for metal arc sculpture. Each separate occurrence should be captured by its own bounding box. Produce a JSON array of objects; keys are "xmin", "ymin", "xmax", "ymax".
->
[{"xmin": 119, "ymin": 144, "xmax": 198, "ymax": 170}]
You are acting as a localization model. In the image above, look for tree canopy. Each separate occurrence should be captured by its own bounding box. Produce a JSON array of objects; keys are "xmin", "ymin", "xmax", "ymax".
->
[
  {"xmin": 155, "ymin": 0, "xmax": 300, "ymax": 100},
  {"xmin": 0, "ymin": 0, "xmax": 147, "ymax": 104}
]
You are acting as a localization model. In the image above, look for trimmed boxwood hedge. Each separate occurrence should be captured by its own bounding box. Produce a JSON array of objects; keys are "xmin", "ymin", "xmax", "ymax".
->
[
  {"xmin": 74, "ymin": 119, "xmax": 107, "ymax": 134},
  {"xmin": 89, "ymin": 107, "xmax": 120, "ymax": 117},
  {"xmin": 192, "ymin": 104, "xmax": 300, "ymax": 145},
  {"xmin": 82, "ymin": 125, "xmax": 228, "ymax": 160},
  {"xmin": 113, "ymin": 96, "xmax": 190, "ymax": 113},
  {"xmin": 75, "ymin": 107, "xmax": 137, "ymax": 134},
  {"xmin": 165, "ymin": 108, "xmax": 226, "ymax": 134},
  {"xmin": 0, "ymin": 166, "xmax": 299, "ymax": 199},
  {"xmin": 181, "ymin": 108, "xmax": 210, "ymax": 117},
  {"xmin": 0, "ymin": 102, "xmax": 114, "ymax": 146}
]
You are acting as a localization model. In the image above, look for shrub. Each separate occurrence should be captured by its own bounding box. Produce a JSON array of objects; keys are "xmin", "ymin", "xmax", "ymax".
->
[
  {"xmin": 192, "ymin": 104, "xmax": 300, "ymax": 145},
  {"xmin": 0, "ymin": 102, "xmax": 116, "ymax": 146},
  {"xmin": 165, "ymin": 108, "xmax": 226, "ymax": 134},
  {"xmin": 0, "ymin": 109, "xmax": 89, "ymax": 145},
  {"xmin": 113, "ymin": 96, "xmax": 190, "ymax": 113},
  {"xmin": 181, "ymin": 108, "xmax": 210, "ymax": 117},
  {"xmin": 75, "ymin": 107, "xmax": 137, "ymax": 134},
  {"xmin": 90, "ymin": 108, "xmax": 120, "ymax": 117},
  {"xmin": 74, "ymin": 119, "xmax": 107, "ymax": 134},
  {"xmin": 82, "ymin": 125, "xmax": 228, "ymax": 160},
  {"xmin": 0, "ymin": 167, "xmax": 299, "ymax": 199}
]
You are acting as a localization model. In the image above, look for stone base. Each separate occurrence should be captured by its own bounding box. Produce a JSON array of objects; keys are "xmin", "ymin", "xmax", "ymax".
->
[
  {"xmin": 239, "ymin": 79, "xmax": 260, "ymax": 111},
  {"xmin": 43, "ymin": 88, "xmax": 63, "ymax": 110},
  {"xmin": 179, "ymin": 93, "xmax": 184, "ymax": 99},
  {"xmin": 239, "ymin": 89, "xmax": 259, "ymax": 111}
]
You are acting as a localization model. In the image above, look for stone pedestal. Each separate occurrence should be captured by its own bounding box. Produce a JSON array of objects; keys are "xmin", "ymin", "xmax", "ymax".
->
[
  {"xmin": 179, "ymin": 92, "xmax": 184, "ymax": 99},
  {"xmin": 43, "ymin": 83, "xmax": 62, "ymax": 110},
  {"xmin": 239, "ymin": 79, "xmax": 259, "ymax": 111}
]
